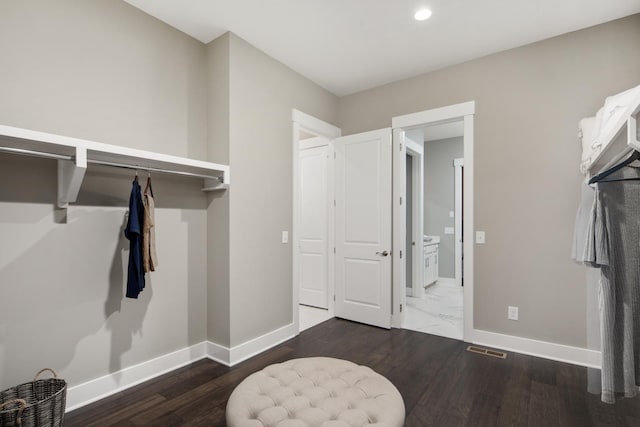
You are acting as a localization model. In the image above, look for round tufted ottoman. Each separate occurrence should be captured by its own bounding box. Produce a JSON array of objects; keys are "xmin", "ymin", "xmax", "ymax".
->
[{"xmin": 226, "ymin": 357, "xmax": 405, "ymax": 427}]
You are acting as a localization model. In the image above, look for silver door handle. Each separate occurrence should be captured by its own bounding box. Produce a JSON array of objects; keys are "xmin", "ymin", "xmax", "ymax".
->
[{"xmin": 376, "ymin": 250, "xmax": 389, "ymax": 257}]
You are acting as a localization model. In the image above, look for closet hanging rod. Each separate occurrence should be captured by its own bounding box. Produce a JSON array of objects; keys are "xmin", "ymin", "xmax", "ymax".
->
[
  {"xmin": 0, "ymin": 146, "xmax": 72, "ymax": 161},
  {"xmin": 0, "ymin": 146, "xmax": 224, "ymax": 182},
  {"xmin": 89, "ymin": 159, "xmax": 223, "ymax": 181}
]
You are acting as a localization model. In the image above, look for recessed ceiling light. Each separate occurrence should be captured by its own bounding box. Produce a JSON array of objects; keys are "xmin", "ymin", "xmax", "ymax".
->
[{"xmin": 414, "ymin": 8, "xmax": 432, "ymax": 21}]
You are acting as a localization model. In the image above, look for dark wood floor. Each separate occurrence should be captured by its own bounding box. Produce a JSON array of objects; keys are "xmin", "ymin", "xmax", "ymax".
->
[{"xmin": 65, "ymin": 319, "xmax": 640, "ymax": 426}]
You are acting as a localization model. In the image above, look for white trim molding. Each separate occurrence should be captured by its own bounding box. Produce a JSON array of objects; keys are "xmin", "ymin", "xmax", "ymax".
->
[
  {"xmin": 65, "ymin": 322, "xmax": 600, "ymax": 413},
  {"xmin": 292, "ymin": 109, "xmax": 341, "ymax": 139},
  {"xmin": 472, "ymin": 329, "xmax": 601, "ymax": 369},
  {"xmin": 392, "ymin": 101, "xmax": 475, "ymax": 129},
  {"xmin": 67, "ymin": 323, "xmax": 297, "ymax": 412},
  {"xmin": 227, "ymin": 323, "xmax": 296, "ymax": 366},
  {"xmin": 391, "ymin": 101, "xmax": 475, "ymax": 342},
  {"xmin": 207, "ymin": 322, "xmax": 297, "ymax": 367},
  {"xmin": 66, "ymin": 343, "xmax": 207, "ymax": 412},
  {"xmin": 292, "ymin": 110, "xmax": 341, "ymax": 334},
  {"xmin": 206, "ymin": 341, "xmax": 231, "ymax": 366}
]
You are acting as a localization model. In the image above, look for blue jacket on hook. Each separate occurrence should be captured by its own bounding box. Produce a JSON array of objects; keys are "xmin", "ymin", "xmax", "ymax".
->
[{"xmin": 125, "ymin": 178, "xmax": 145, "ymax": 298}]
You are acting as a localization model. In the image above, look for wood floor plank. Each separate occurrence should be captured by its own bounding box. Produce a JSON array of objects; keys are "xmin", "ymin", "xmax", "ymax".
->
[
  {"xmin": 130, "ymin": 375, "xmax": 221, "ymax": 425},
  {"xmin": 528, "ymin": 380, "xmax": 561, "ymax": 427},
  {"xmin": 497, "ymin": 353, "xmax": 531, "ymax": 427},
  {"xmin": 465, "ymin": 392, "xmax": 502, "ymax": 427},
  {"xmin": 64, "ymin": 318, "xmax": 640, "ymax": 426},
  {"xmin": 85, "ymin": 394, "xmax": 167, "ymax": 427}
]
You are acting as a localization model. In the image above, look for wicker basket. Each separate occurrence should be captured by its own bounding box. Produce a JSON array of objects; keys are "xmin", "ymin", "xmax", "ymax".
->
[{"xmin": 0, "ymin": 369, "xmax": 67, "ymax": 427}]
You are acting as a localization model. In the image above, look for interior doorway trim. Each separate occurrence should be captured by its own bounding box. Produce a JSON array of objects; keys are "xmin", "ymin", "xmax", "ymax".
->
[
  {"xmin": 391, "ymin": 101, "xmax": 475, "ymax": 341},
  {"xmin": 453, "ymin": 158, "xmax": 464, "ymax": 287},
  {"xmin": 291, "ymin": 109, "xmax": 341, "ymax": 334},
  {"xmin": 405, "ymin": 137, "xmax": 424, "ymax": 300}
]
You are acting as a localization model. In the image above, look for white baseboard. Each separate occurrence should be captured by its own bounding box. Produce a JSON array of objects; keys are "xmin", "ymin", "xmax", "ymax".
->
[
  {"xmin": 67, "ymin": 323, "xmax": 298, "ymax": 412},
  {"xmin": 205, "ymin": 322, "xmax": 297, "ymax": 366},
  {"xmin": 66, "ymin": 342, "xmax": 207, "ymax": 412},
  {"xmin": 228, "ymin": 322, "xmax": 297, "ymax": 366},
  {"xmin": 66, "ymin": 323, "xmax": 599, "ymax": 413},
  {"xmin": 206, "ymin": 341, "xmax": 231, "ymax": 366},
  {"xmin": 471, "ymin": 329, "xmax": 601, "ymax": 369}
]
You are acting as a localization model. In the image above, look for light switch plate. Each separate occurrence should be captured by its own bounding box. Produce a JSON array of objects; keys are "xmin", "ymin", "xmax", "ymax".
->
[
  {"xmin": 449, "ymin": 211, "xmax": 455, "ymax": 218},
  {"xmin": 508, "ymin": 306, "xmax": 519, "ymax": 321},
  {"xmin": 444, "ymin": 227, "xmax": 454, "ymax": 235},
  {"xmin": 476, "ymin": 231, "xmax": 485, "ymax": 244},
  {"xmin": 282, "ymin": 231, "xmax": 288, "ymax": 243}
]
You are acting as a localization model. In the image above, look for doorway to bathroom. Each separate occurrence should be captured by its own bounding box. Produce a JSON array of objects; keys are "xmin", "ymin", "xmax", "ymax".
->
[
  {"xmin": 404, "ymin": 123, "xmax": 464, "ymax": 340},
  {"xmin": 393, "ymin": 103, "xmax": 474, "ymax": 341}
]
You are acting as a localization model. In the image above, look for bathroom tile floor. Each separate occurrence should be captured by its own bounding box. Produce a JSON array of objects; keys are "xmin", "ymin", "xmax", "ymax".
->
[{"xmin": 405, "ymin": 279, "xmax": 463, "ymax": 340}]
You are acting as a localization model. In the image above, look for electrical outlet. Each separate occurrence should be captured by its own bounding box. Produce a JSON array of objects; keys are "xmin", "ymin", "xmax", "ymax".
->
[
  {"xmin": 508, "ymin": 306, "xmax": 519, "ymax": 321},
  {"xmin": 282, "ymin": 231, "xmax": 288, "ymax": 243},
  {"xmin": 476, "ymin": 231, "xmax": 486, "ymax": 244}
]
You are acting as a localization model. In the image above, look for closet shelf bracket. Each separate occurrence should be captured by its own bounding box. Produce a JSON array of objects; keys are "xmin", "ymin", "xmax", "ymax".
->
[{"xmin": 57, "ymin": 146, "xmax": 87, "ymax": 208}]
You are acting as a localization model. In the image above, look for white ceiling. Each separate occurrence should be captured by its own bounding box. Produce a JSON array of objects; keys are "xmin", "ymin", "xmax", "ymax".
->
[{"xmin": 123, "ymin": 0, "xmax": 640, "ymax": 96}]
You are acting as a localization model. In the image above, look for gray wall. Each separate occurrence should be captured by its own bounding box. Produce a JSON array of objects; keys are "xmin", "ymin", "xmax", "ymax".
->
[
  {"xmin": 227, "ymin": 34, "xmax": 338, "ymax": 346},
  {"xmin": 2, "ymin": 1, "xmax": 638, "ymax": 392},
  {"xmin": 205, "ymin": 33, "xmax": 231, "ymax": 347},
  {"xmin": 338, "ymin": 14, "xmax": 640, "ymax": 348},
  {"xmin": 0, "ymin": 1, "xmax": 209, "ymax": 389},
  {"xmin": 424, "ymin": 137, "xmax": 463, "ymax": 279},
  {"xmin": 0, "ymin": 3, "xmax": 339, "ymax": 389}
]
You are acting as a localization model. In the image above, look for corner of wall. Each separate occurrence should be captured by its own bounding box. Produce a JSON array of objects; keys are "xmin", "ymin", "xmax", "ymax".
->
[{"xmin": 205, "ymin": 32, "xmax": 232, "ymax": 347}]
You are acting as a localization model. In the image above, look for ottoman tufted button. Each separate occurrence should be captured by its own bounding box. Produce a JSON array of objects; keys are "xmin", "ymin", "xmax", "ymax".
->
[{"xmin": 226, "ymin": 357, "xmax": 404, "ymax": 427}]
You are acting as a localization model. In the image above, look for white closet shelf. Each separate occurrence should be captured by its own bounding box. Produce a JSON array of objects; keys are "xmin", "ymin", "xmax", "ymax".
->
[{"xmin": 0, "ymin": 125, "xmax": 230, "ymax": 208}]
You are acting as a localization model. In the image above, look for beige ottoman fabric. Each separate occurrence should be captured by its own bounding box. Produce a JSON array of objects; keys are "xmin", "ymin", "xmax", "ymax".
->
[{"xmin": 226, "ymin": 357, "xmax": 405, "ymax": 427}]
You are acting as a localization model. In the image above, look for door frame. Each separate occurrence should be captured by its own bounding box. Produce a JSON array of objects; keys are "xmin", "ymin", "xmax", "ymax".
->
[
  {"xmin": 391, "ymin": 101, "xmax": 475, "ymax": 342},
  {"xmin": 292, "ymin": 109, "xmax": 341, "ymax": 334},
  {"xmin": 405, "ymin": 137, "xmax": 424, "ymax": 299},
  {"xmin": 454, "ymin": 158, "xmax": 464, "ymax": 287}
]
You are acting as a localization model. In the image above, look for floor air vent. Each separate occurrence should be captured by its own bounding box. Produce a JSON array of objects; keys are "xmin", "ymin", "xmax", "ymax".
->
[{"xmin": 466, "ymin": 345, "xmax": 507, "ymax": 359}]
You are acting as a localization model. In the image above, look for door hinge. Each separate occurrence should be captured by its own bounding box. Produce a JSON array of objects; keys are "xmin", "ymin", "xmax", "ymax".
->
[
  {"xmin": 333, "ymin": 247, "xmax": 336, "ymax": 254},
  {"xmin": 400, "ymin": 304, "xmax": 403, "ymax": 313},
  {"xmin": 400, "ymin": 197, "xmax": 403, "ymax": 205},
  {"xmin": 400, "ymin": 250, "xmax": 402, "ymax": 259},
  {"xmin": 400, "ymin": 143, "xmax": 403, "ymax": 151},
  {"xmin": 334, "ymin": 199, "xmax": 336, "ymax": 207},
  {"xmin": 333, "ymin": 295, "xmax": 336, "ymax": 302},
  {"xmin": 334, "ymin": 152, "xmax": 336, "ymax": 159}
]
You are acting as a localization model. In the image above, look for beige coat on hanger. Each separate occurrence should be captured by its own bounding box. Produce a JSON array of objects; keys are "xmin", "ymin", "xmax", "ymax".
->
[{"xmin": 143, "ymin": 178, "xmax": 158, "ymax": 272}]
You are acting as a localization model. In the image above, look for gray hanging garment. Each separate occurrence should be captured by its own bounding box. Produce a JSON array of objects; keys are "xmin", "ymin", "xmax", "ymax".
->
[{"xmin": 589, "ymin": 167, "xmax": 640, "ymax": 403}]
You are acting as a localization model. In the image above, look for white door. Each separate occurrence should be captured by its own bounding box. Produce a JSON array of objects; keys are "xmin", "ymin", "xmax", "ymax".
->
[
  {"xmin": 298, "ymin": 144, "xmax": 329, "ymax": 308},
  {"xmin": 335, "ymin": 128, "xmax": 392, "ymax": 329}
]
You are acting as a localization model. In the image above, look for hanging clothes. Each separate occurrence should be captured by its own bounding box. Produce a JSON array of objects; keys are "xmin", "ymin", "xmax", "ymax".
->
[
  {"xmin": 571, "ymin": 183, "xmax": 596, "ymax": 264},
  {"xmin": 142, "ymin": 176, "xmax": 158, "ymax": 273},
  {"xmin": 584, "ymin": 167, "xmax": 640, "ymax": 403},
  {"xmin": 571, "ymin": 182, "xmax": 603, "ymax": 395},
  {"xmin": 124, "ymin": 177, "xmax": 145, "ymax": 299}
]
